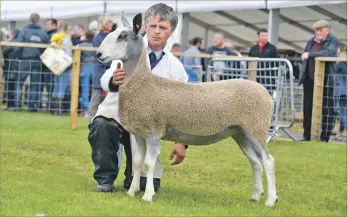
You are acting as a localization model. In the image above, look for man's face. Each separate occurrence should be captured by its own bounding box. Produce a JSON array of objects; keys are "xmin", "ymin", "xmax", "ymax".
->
[
  {"xmin": 45, "ymin": 21, "xmax": 56, "ymax": 32},
  {"xmin": 74, "ymin": 25, "xmax": 84, "ymax": 37},
  {"xmin": 146, "ymin": 15, "xmax": 173, "ymax": 51},
  {"xmin": 257, "ymin": 32, "xmax": 268, "ymax": 44},
  {"xmin": 213, "ymin": 35, "xmax": 224, "ymax": 47},
  {"xmin": 315, "ymin": 27, "xmax": 329, "ymax": 41},
  {"xmin": 172, "ymin": 45, "xmax": 181, "ymax": 52}
]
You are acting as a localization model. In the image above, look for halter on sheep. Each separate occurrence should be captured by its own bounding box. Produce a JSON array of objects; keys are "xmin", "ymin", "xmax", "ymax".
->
[{"xmin": 96, "ymin": 12, "xmax": 278, "ymax": 206}]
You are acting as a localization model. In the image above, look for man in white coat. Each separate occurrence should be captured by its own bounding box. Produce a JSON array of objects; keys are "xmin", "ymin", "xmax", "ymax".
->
[{"xmin": 88, "ymin": 3, "xmax": 189, "ymax": 192}]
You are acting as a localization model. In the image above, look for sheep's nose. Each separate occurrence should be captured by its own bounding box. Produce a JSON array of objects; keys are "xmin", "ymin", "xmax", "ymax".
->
[{"xmin": 96, "ymin": 52, "xmax": 102, "ymax": 59}]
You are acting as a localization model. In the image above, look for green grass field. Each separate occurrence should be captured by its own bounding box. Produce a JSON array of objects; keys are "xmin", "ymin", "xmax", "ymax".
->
[{"xmin": 0, "ymin": 111, "xmax": 346, "ymax": 216}]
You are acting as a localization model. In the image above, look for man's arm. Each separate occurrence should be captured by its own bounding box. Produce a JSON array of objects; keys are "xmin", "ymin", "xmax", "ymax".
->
[
  {"xmin": 308, "ymin": 37, "xmax": 340, "ymax": 58},
  {"xmin": 100, "ymin": 61, "xmax": 124, "ymax": 92},
  {"xmin": 12, "ymin": 29, "xmax": 25, "ymax": 55}
]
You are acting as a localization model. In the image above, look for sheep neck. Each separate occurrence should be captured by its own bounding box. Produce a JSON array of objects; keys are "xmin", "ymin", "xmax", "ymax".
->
[{"xmin": 120, "ymin": 46, "xmax": 151, "ymax": 89}]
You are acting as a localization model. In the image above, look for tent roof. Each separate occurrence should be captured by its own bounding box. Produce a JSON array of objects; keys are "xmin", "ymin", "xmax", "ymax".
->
[
  {"xmin": 188, "ymin": 2, "xmax": 346, "ymax": 51},
  {"xmin": 1, "ymin": 0, "xmax": 346, "ymax": 51}
]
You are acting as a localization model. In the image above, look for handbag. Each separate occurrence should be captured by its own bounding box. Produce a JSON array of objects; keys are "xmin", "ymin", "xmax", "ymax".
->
[{"xmin": 40, "ymin": 46, "xmax": 73, "ymax": 76}]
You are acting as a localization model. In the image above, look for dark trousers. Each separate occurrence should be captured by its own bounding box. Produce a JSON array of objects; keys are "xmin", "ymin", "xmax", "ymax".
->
[
  {"xmin": 19, "ymin": 61, "xmax": 42, "ymax": 111},
  {"xmin": 88, "ymin": 116, "xmax": 160, "ymax": 191},
  {"xmin": 303, "ymin": 77, "xmax": 335, "ymax": 141}
]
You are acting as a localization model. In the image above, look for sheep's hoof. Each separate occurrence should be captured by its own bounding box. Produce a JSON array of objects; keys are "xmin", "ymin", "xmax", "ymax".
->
[
  {"xmin": 142, "ymin": 194, "xmax": 154, "ymax": 202},
  {"xmin": 250, "ymin": 191, "xmax": 264, "ymax": 201},
  {"xmin": 127, "ymin": 188, "xmax": 139, "ymax": 197},
  {"xmin": 142, "ymin": 191, "xmax": 155, "ymax": 202},
  {"xmin": 265, "ymin": 197, "xmax": 278, "ymax": 207}
]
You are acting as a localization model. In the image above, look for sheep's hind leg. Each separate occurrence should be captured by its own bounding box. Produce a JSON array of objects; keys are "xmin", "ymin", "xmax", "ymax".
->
[
  {"xmin": 249, "ymin": 137, "xmax": 278, "ymax": 206},
  {"xmin": 142, "ymin": 136, "xmax": 161, "ymax": 202},
  {"xmin": 127, "ymin": 136, "xmax": 146, "ymax": 197},
  {"xmin": 233, "ymin": 131, "xmax": 264, "ymax": 202}
]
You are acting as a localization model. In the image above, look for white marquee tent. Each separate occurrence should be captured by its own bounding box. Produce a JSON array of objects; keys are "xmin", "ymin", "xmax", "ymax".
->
[{"xmin": 1, "ymin": 0, "xmax": 346, "ymax": 51}]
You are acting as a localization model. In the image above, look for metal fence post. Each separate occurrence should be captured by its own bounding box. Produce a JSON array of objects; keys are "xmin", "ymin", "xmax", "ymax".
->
[
  {"xmin": 311, "ymin": 59, "xmax": 325, "ymax": 140},
  {"xmin": 71, "ymin": 48, "xmax": 81, "ymax": 130}
]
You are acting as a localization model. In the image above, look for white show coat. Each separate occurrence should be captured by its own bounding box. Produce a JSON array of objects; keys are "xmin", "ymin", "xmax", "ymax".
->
[{"xmin": 94, "ymin": 35, "xmax": 188, "ymax": 178}]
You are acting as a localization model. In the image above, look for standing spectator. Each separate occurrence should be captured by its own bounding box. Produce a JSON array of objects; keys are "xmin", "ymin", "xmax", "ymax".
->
[
  {"xmin": 181, "ymin": 37, "xmax": 203, "ymax": 82},
  {"xmin": 3, "ymin": 29, "xmax": 21, "ymax": 110},
  {"xmin": 0, "ymin": 31, "xmax": 5, "ymax": 107},
  {"xmin": 248, "ymin": 29, "xmax": 278, "ymax": 93},
  {"xmin": 77, "ymin": 30, "xmax": 96, "ymax": 118},
  {"xmin": 88, "ymin": 17, "xmax": 113, "ymax": 120},
  {"xmin": 182, "ymin": 37, "xmax": 202, "ymax": 67},
  {"xmin": 50, "ymin": 22, "xmax": 73, "ymax": 116},
  {"xmin": 45, "ymin": 19, "xmax": 58, "ymax": 40},
  {"xmin": 88, "ymin": 20, "xmax": 99, "ymax": 35},
  {"xmin": 41, "ymin": 18, "xmax": 58, "ymax": 112},
  {"xmin": 71, "ymin": 24, "xmax": 85, "ymax": 46},
  {"xmin": 333, "ymin": 47, "xmax": 347, "ymax": 140},
  {"xmin": 15, "ymin": 13, "xmax": 49, "ymax": 112},
  {"xmin": 299, "ymin": 19, "xmax": 340, "ymax": 142},
  {"xmin": 205, "ymin": 33, "xmax": 237, "ymax": 81}
]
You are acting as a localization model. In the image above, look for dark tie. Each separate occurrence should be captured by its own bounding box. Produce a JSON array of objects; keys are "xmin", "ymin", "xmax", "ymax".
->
[{"xmin": 149, "ymin": 52, "xmax": 157, "ymax": 64}]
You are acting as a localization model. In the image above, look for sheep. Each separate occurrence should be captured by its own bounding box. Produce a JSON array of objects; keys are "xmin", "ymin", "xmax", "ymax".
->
[{"xmin": 96, "ymin": 12, "xmax": 278, "ymax": 207}]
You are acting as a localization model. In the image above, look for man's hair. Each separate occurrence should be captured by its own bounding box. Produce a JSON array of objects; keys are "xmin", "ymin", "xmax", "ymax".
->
[
  {"xmin": 172, "ymin": 43, "xmax": 180, "ymax": 49},
  {"xmin": 214, "ymin": 32, "xmax": 224, "ymax": 39},
  {"xmin": 30, "ymin": 13, "xmax": 40, "ymax": 24},
  {"xmin": 84, "ymin": 30, "xmax": 95, "ymax": 41},
  {"xmin": 47, "ymin": 19, "xmax": 58, "ymax": 26},
  {"xmin": 192, "ymin": 37, "xmax": 202, "ymax": 45},
  {"xmin": 257, "ymin": 28, "xmax": 268, "ymax": 35},
  {"xmin": 145, "ymin": 3, "xmax": 178, "ymax": 32}
]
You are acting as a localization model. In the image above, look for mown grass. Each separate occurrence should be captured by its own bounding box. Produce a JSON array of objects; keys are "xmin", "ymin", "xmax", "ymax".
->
[{"xmin": 0, "ymin": 111, "xmax": 346, "ymax": 216}]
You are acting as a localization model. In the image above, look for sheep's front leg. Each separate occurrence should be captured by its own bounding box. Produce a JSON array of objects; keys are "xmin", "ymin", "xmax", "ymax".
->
[
  {"xmin": 142, "ymin": 136, "xmax": 161, "ymax": 202},
  {"xmin": 127, "ymin": 136, "xmax": 146, "ymax": 197}
]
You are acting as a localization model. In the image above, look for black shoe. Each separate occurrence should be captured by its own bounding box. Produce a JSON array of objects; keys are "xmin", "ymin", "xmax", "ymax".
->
[
  {"xmin": 96, "ymin": 184, "xmax": 114, "ymax": 193},
  {"xmin": 320, "ymin": 137, "xmax": 330, "ymax": 142},
  {"xmin": 124, "ymin": 176, "xmax": 161, "ymax": 192}
]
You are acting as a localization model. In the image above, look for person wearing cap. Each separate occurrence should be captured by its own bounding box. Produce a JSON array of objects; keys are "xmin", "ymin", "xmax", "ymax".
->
[{"xmin": 299, "ymin": 19, "xmax": 340, "ymax": 142}]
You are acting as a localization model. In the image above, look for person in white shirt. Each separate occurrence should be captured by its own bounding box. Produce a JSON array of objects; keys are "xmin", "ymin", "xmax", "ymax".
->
[{"xmin": 88, "ymin": 3, "xmax": 189, "ymax": 193}]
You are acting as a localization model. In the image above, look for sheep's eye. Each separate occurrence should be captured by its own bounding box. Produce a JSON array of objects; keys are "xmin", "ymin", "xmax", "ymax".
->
[{"xmin": 118, "ymin": 34, "xmax": 127, "ymax": 40}]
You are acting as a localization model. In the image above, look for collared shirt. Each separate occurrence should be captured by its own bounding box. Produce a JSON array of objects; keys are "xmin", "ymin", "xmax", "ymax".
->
[
  {"xmin": 314, "ymin": 36, "xmax": 327, "ymax": 44},
  {"xmin": 147, "ymin": 47, "xmax": 164, "ymax": 60}
]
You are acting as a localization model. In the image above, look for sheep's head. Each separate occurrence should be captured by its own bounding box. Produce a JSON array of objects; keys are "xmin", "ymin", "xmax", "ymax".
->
[{"xmin": 96, "ymin": 12, "xmax": 143, "ymax": 63}]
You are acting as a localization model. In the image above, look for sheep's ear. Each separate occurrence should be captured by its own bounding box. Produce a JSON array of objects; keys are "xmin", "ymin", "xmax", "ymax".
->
[
  {"xmin": 133, "ymin": 13, "xmax": 142, "ymax": 36},
  {"xmin": 121, "ymin": 11, "xmax": 131, "ymax": 28}
]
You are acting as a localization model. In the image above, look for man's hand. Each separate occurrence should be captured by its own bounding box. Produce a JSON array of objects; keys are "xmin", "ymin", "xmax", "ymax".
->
[
  {"xmin": 169, "ymin": 143, "xmax": 186, "ymax": 165},
  {"xmin": 301, "ymin": 52, "xmax": 309, "ymax": 60},
  {"xmin": 112, "ymin": 62, "xmax": 125, "ymax": 86}
]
